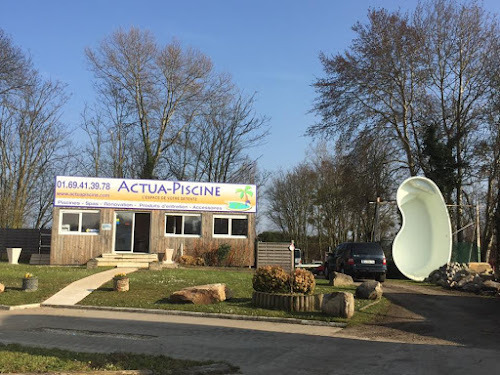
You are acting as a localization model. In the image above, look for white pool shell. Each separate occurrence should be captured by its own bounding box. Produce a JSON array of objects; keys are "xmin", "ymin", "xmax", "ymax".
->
[{"xmin": 392, "ymin": 176, "xmax": 452, "ymax": 281}]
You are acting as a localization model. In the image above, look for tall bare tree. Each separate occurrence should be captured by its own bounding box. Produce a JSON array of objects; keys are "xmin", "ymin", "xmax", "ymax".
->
[
  {"xmin": 166, "ymin": 91, "xmax": 269, "ymax": 183},
  {"xmin": 415, "ymin": 0, "xmax": 500, "ymax": 241},
  {"xmin": 0, "ymin": 29, "xmax": 69, "ymax": 228},
  {"xmin": 266, "ymin": 164, "xmax": 317, "ymax": 258},
  {"xmin": 0, "ymin": 29, "xmax": 31, "ymax": 97},
  {"xmin": 310, "ymin": 0, "xmax": 500, "ymax": 246},
  {"xmin": 85, "ymin": 28, "xmax": 217, "ymax": 179},
  {"xmin": 309, "ymin": 8, "xmax": 426, "ymax": 175}
]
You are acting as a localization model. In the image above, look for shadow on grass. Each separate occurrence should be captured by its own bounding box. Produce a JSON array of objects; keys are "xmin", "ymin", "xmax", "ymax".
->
[
  {"xmin": 0, "ymin": 342, "xmax": 237, "ymax": 374},
  {"xmin": 154, "ymin": 297, "xmax": 252, "ymax": 305},
  {"xmin": 98, "ymin": 287, "xmax": 114, "ymax": 292},
  {"xmin": 5, "ymin": 287, "xmax": 24, "ymax": 291}
]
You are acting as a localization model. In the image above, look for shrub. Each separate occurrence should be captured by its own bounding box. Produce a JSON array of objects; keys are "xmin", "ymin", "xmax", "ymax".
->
[
  {"xmin": 201, "ymin": 249, "xmax": 218, "ymax": 266},
  {"xmin": 178, "ymin": 255, "xmax": 193, "ymax": 265},
  {"xmin": 178, "ymin": 255, "xmax": 205, "ymax": 266},
  {"xmin": 193, "ymin": 256, "xmax": 205, "ymax": 266},
  {"xmin": 290, "ymin": 268, "xmax": 316, "ymax": 295},
  {"xmin": 252, "ymin": 266, "xmax": 290, "ymax": 293},
  {"xmin": 252, "ymin": 266, "xmax": 316, "ymax": 295},
  {"xmin": 217, "ymin": 243, "xmax": 231, "ymax": 265}
]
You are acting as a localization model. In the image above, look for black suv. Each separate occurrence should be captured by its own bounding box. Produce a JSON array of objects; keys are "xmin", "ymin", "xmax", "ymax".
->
[{"xmin": 324, "ymin": 242, "xmax": 387, "ymax": 282}]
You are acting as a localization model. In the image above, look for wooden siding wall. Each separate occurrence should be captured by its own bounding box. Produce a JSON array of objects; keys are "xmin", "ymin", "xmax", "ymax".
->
[
  {"xmin": 51, "ymin": 208, "xmax": 115, "ymax": 265},
  {"xmin": 156, "ymin": 211, "xmax": 256, "ymax": 267},
  {"xmin": 51, "ymin": 207, "xmax": 255, "ymax": 266},
  {"xmin": 256, "ymin": 242, "xmax": 294, "ymax": 272}
]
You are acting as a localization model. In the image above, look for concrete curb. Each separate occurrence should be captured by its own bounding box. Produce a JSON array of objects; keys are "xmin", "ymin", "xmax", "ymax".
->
[
  {"xmin": 0, "ymin": 303, "xmax": 41, "ymax": 311},
  {"xmin": 41, "ymin": 303, "xmax": 347, "ymax": 328}
]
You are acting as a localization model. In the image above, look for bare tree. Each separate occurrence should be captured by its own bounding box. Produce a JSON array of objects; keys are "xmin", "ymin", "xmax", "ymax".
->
[
  {"xmin": 85, "ymin": 28, "xmax": 216, "ymax": 179},
  {"xmin": 166, "ymin": 90, "xmax": 269, "ymax": 183},
  {"xmin": 310, "ymin": 0, "xmax": 500, "ymax": 244},
  {"xmin": 415, "ymin": 0, "xmax": 500, "ymax": 241},
  {"xmin": 309, "ymin": 8, "xmax": 426, "ymax": 175},
  {"xmin": 0, "ymin": 29, "xmax": 31, "ymax": 97},
  {"xmin": 266, "ymin": 164, "xmax": 317, "ymax": 258},
  {"xmin": 0, "ymin": 63, "xmax": 69, "ymax": 228},
  {"xmin": 80, "ymin": 104, "xmax": 106, "ymax": 177},
  {"xmin": 80, "ymin": 89, "xmax": 136, "ymax": 179}
]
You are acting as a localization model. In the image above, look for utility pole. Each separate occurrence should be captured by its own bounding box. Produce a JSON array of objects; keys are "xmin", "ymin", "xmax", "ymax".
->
[
  {"xmin": 372, "ymin": 197, "xmax": 380, "ymax": 242},
  {"xmin": 476, "ymin": 204, "xmax": 481, "ymax": 262}
]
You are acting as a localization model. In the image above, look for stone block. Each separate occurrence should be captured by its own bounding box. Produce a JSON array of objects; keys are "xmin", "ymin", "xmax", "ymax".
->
[
  {"xmin": 329, "ymin": 271, "xmax": 354, "ymax": 287},
  {"xmin": 356, "ymin": 280, "xmax": 383, "ymax": 300},
  {"xmin": 321, "ymin": 292, "xmax": 355, "ymax": 319},
  {"xmin": 468, "ymin": 262, "xmax": 493, "ymax": 274},
  {"xmin": 483, "ymin": 280, "xmax": 500, "ymax": 292},
  {"xmin": 170, "ymin": 283, "xmax": 233, "ymax": 305}
]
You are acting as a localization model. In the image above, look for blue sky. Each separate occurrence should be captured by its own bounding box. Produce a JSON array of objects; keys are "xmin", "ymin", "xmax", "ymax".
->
[{"xmin": 2, "ymin": 0, "xmax": 500, "ymax": 174}]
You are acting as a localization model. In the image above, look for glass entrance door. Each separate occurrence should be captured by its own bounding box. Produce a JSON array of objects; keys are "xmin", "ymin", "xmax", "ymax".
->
[
  {"xmin": 114, "ymin": 211, "xmax": 151, "ymax": 253},
  {"xmin": 115, "ymin": 212, "xmax": 134, "ymax": 252}
]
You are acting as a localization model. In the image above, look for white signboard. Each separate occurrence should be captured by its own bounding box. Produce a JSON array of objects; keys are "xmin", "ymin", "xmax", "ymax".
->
[{"xmin": 54, "ymin": 176, "xmax": 257, "ymax": 213}]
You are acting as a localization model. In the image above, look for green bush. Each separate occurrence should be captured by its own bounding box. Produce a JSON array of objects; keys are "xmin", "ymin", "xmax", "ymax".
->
[
  {"xmin": 252, "ymin": 266, "xmax": 290, "ymax": 293},
  {"xmin": 217, "ymin": 243, "xmax": 231, "ymax": 265},
  {"xmin": 290, "ymin": 268, "xmax": 316, "ymax": 295}
]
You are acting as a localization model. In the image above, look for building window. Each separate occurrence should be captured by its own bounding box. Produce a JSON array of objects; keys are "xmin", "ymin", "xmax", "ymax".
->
[
  {"xmin": 213, "ymin": 215, "xmax": 248, "ymax": 237},
  {"xmin": 165, "ymin": 214, "xmax": 201, "ymax": 236},
  {"xmin": 60, "ymin": 210, "xmax": 100, "ymax": 234}
]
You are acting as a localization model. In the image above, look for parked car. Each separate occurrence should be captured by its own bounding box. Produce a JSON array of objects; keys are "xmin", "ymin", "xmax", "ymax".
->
[
  {"xmin": 311, "ymin": 261, "xmax": 325, "ymax": 275},
  {"xmin": 324, "ymin": 242, "xmax": 387, "ymax": 282}
]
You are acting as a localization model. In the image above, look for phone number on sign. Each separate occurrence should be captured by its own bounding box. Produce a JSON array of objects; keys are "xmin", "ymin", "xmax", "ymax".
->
[{"xmin": 56, "ymin": 180, "xmax": 111, "ymax": 190}]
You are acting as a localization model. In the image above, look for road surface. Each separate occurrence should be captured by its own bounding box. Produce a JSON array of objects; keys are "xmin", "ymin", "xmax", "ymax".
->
[{"xmin": 0, "ymin": 281, "xmax": 499, "ymax": 374}]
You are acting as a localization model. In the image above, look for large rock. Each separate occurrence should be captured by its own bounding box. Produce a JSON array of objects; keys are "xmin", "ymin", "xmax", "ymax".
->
[
  {"xmin": 356, "ymin": 280, "xmax": 383, "ymax": 300},
  {"xmin": 321, "ymin": 292, "xmax": 355, "ymax": 319},
  {"xmin": 468, "ymin": 262, "xmax": 493, "ymax": 275},
  {"xmin": 483, "ymin": 280, "xmax": 500, "ymax": 292},
  {"xmin": 329, "ymin": 271, "xmax": 354, "ymax": 287},
  {"xmin": 456, "ymin": 273, "xmax": 475, "ymax": 289},
  {"xmin": 170, "ymin": 283, "xmax": 233, "ymax": 305},
  {"xmin": 461, "ymin": 280, "xmax": 484, "ymax": 293},
  {"xmin": 0, "ymin": 283, "xmax": 4, "ymax": 293}
]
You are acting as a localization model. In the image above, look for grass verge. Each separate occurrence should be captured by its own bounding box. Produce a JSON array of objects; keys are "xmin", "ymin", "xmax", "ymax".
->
[
  {"xmin": 0, "ymin": 263, "xmax": 108, "ymax": 306},
  {"xmin": 0, "ymin": 343, "xmax": 237, "ymax": 374},
  {"xmin": 80, "ymin": 267, "xmax": 388, "ymax": 324}
]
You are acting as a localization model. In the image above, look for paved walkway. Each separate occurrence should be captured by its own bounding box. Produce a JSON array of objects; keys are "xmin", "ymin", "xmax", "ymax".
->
[{"xmin": 41, "ymin": 267, "xmax": 138, "ymax": 306}]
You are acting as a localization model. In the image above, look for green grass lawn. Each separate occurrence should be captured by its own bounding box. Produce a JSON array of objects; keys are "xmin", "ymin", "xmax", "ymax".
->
[
  {"xmin": 0, "ymin": 343, "xmax": 237, "ymax": 374},
  {"xmin": 80, "ymin": 267, "xmax": 390, "ymax": 325},
  {"xmin": 0, "ymin": 262, "xmax": 107, "ymax": 306}
]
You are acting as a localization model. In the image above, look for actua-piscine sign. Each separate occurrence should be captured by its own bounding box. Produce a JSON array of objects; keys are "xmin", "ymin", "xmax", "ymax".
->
[{"xmin": 53, "ymin": 176, "xmax": 257, "ymax": 213}]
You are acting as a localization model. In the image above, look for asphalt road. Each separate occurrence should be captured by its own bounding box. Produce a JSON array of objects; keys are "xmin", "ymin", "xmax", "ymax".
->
[{"xmin": 0, "ymin": 281, "xmax": 499, "ymax": 374}]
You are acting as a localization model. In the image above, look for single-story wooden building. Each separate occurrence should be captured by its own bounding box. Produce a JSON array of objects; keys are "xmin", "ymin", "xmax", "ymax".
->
[{"xmin": 50, "ymin": 176, "xmax": 256, "ymax": 266}]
